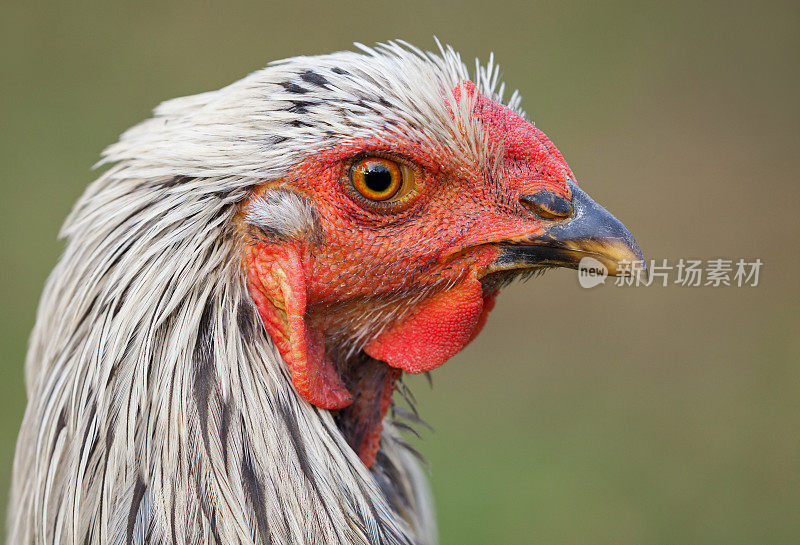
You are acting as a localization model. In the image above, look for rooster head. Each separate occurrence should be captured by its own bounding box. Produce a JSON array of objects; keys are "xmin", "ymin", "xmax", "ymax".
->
[
  {"xmin": 9, "ymin": 42, "xmax": 649, "ymax": 545},
  {"xmin": 231, "ymin": 45, "xmax": 643, "ymax": 465}
]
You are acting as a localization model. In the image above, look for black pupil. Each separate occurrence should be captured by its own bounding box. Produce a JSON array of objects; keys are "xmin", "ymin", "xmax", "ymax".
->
[{"xmin": 364, "ymin": 165, "xmax": 393, "ymax": 193}]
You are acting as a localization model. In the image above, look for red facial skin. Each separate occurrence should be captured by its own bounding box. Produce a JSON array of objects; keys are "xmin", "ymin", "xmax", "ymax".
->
[{"xmin": 245, "ymin": 81, "xmax": 572, "ymax": 466}]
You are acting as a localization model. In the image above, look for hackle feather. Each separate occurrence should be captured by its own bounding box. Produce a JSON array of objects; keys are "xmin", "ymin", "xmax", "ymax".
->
[{"xmin": 9, "ymin": 42, "xmax": 523, "ymax": 545}]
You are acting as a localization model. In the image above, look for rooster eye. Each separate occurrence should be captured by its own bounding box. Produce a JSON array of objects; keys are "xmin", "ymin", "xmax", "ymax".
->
[{"xmin": 349, "ymin": 157, "xmax": 416, "ymax": 204}]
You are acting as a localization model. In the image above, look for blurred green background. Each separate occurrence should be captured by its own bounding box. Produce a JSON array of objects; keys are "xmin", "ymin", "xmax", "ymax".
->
[{"xmin": 1, "ymin": 1, "xmax": 798, "ymax": 543}]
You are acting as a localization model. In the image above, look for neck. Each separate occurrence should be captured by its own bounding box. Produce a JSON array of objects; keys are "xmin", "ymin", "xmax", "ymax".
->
[
  {"xmin": 333, "ymin": 354, "xmax": 402, "ymax": 467},
  {"xmin": 9, "ymin": 171, "xmax": 435, "ymax": 545}
]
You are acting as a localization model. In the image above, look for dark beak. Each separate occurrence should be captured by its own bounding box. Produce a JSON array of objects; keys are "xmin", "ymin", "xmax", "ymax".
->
[{"xmin": 488, "ymin": 181, "xmax": 645, "ymax": 277}]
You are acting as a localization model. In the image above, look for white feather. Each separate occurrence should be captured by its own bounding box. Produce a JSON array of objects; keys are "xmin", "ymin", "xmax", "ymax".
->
[{"xmin": 9, "ymin": 41, "xmax": 524, "ymax": 545}]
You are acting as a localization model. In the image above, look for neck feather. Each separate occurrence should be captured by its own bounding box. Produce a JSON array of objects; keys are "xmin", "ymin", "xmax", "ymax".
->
[{"xmin": 10, "ymin": 171, "xmax": 434, "ymax": 545}]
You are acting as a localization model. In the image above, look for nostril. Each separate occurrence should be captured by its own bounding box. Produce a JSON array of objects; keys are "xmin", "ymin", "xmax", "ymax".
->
[{"xmin": 520, "ymin": 191, "xmax": 573, "ymax": 220}]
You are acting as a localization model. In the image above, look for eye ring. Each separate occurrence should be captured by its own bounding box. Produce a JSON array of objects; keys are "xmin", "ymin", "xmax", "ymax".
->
[{"xmin": 345, "ymin": 155, "xmax": 420, "ymax": 212}]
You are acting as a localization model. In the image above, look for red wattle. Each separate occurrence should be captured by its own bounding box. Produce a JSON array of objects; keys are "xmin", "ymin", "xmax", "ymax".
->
[
  {"xmin": 247, "ymin": 244, "xmax": 353, "ymax": 410},
  {"xmin": 364, "ymin": 277, "xmax": 487, "ymax": 373}
]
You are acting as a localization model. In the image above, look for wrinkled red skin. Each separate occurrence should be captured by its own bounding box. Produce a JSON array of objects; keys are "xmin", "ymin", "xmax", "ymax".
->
[
  {"xmin": 247, "ymin": 245, "xmax": 353, "ymax": 409},
  {"xmin": 349, "ymin": 366, "xmax": 402, "ymax": 466},
  {"xmin": 245, "ymin": 81, "xmax": 572, "ymax": 465}
]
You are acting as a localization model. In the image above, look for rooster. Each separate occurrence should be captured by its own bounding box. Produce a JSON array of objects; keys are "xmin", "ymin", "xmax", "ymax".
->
[{"xmin": 9, "ymin": 42, "xmax": 643, "ymax": 545}]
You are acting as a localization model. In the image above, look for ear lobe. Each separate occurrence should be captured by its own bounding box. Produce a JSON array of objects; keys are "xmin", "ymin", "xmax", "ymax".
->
[{"xmin": 246, "ymin": 243, "xmax": 353, "ymax": 409}]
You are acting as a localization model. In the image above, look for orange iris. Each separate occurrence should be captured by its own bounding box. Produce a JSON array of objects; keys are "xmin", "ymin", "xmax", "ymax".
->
[{"xmin": 350, "ymin": 157, "xmax": 405, "ymax": 201}]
